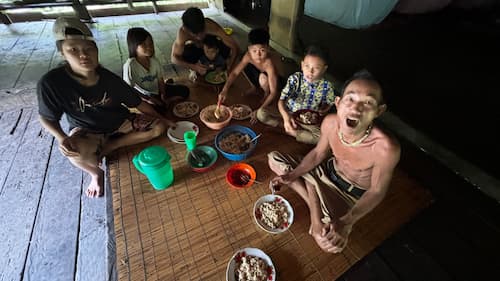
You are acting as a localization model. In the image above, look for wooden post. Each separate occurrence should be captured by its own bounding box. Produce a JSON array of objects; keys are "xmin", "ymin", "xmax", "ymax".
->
[
  {"xmin": 127, "ymin": 0, "xmax": 134, "ymax": 10},
  {"xmin": 151, "ymin": 0, "xmax": 159, "ymax": 14},
  {"xmin": 72, "ymin": 0, "xmax": 92, "ymax": 22},
  {"xmin": 0, "ymin": 11, "xmax": 12, "ymax": 24}
]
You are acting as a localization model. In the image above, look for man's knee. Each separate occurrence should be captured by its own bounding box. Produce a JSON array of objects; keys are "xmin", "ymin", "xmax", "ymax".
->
[{"xmin": 267, "ymin": 151, "xmax": 292, "ymax": 175}]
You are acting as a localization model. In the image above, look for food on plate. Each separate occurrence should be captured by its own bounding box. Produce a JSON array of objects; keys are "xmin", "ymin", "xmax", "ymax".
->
[
  {"xmin": 173, "ymin": 102, "xmax": 199, "ymax": 118},
  {"xmin": 218, "ymin": 132, "xmax": 252, "ymax": 154},
  {"xmin": 297, "ymin": 111, "xmax": 319, "ymax": 125},
  {"xmin": 230, "ymin": 104, "xmax": 252, "ymax": 120},
  {"xmin": 256, "ymin": 198, "xmax": 289, "ymax": 229},
  {"xmin": 234, "ymin": 252, "xmax": 272, "ymax": 281},
  {"xmin": 206, "ymin": 71, "xmax": 227, "ymax": 84}
]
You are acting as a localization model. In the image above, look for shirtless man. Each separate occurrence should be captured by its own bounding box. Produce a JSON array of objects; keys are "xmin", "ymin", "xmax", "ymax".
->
[
  {"xmin": 268, "ymin": 70, "xmax": 400, "ymax": 253},
  {"xmin": 218, "ymin": 28, "xmax": 281, "ymax": 126},
  {"xmin": 38, "ymin": 17, "xmax": 175, "ymax": 198},
  {"xmin": 171, "ymin": 7, "xmax": 239, "ymax": 80}
]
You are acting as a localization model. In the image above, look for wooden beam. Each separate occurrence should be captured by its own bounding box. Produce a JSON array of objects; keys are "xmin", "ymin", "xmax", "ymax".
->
[
  {"xmin": 0, "ymin": 11, "xmax": 12, "ymax": 24},
  {"xmin": 72, "ymin": 0, "xmax": 92, "ymax": 22}
]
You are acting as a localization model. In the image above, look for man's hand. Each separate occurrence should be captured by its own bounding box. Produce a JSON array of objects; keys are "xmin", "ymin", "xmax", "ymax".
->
[
  {"xmin": 59, "ymin": 136, "xmax": 80, "ymax": 157},
  {"xmin": 192, "ymin": 63, "xmax": 208, "ymax": 76}
]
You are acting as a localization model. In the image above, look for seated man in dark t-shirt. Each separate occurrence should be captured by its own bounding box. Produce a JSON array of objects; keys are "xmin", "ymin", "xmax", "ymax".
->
[{"xmin": 38, "ymin": 17, "xmax": 175, "ymax": 198}]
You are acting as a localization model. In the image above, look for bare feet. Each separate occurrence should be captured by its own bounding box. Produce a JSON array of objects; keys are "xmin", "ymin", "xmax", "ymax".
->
[{"xmin": 86, "ymin": 169, "xmax": 104, "ymax": 198}]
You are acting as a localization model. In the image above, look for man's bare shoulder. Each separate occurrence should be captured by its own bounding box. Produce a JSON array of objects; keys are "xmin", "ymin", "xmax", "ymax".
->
[
  {"xmin": 205, "ymin": 18, "xmax": 224, "ymax": 34},
  {"xmin": 321, "ymin": 114, "xmax": 339, "ymax": 130},
  {"xmin": 371, "ymin": 126, "xmax": 401, "ymax": 162}
]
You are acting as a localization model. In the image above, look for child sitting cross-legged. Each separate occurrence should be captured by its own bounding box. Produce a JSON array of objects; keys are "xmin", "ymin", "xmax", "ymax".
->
[
  {"xmin": 123, "ymin": 27, "xmax": 189, "ymax": 112},
  {"xmin": 278, "ymin": 45, "xmax": 335, "ymax": 144}
]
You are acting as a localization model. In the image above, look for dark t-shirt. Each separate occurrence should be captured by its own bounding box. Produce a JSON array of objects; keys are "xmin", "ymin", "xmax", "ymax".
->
[{"xmin": 37, "ymin": 65, "xmax": 142, "ymax": 133}]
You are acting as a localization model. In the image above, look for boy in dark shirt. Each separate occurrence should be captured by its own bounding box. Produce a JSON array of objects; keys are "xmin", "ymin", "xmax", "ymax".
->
[{"xmin": 38, "ymin": 17, "xmax": 175, "ymax": 198}]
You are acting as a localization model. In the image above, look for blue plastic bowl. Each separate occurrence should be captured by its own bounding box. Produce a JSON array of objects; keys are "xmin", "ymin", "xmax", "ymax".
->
[{"xmin": 215, "ymin": 125, "xmax": 258, "ymax": 161}]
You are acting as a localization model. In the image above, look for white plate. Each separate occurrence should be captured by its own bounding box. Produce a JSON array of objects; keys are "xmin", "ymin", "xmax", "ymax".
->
[
  {"xmin": 167, "ymin": 121, "xmax": 199, "ymax": 143},
  {"xmin": 173, "ymin": 101, "xmax": 200, "ymax": 118},
  {"xmin": 226, "ymin": 247, "xmax": 276, "ymax": 281},
  {"xmin": 253, "ymin": 194, "xmax": 294, "ymax": 234},
  {"xmin": 229, "ymin": 104, "xmax": 253, "ymax": 120}
]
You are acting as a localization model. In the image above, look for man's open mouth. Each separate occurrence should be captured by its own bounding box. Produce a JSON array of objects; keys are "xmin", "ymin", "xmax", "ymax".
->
[{"xmin": 346, "ymin": 118, "xmax": 359, "ymax": 128}]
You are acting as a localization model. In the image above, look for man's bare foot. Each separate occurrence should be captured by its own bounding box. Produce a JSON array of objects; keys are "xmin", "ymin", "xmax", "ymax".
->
[{"xmin": 86, "ymin": 170, "xmax": 104, "ymax": 198}]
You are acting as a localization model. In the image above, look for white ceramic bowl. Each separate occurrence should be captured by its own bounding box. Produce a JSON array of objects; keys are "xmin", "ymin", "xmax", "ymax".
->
[
  {"xmin": 253, "ymin": 194, "xmax": 294, "ymax": 234},
  {"xmin": 226, "ymin": 247, "xmax": 276, "ymax": 281}
]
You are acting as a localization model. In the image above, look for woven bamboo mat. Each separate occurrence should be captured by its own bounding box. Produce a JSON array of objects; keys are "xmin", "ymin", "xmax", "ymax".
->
[{"xmin": 108, "ymin": 77, "xmax": 433, "ymax": 281}]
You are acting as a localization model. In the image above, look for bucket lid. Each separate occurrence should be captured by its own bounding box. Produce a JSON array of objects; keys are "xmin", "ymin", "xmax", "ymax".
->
[{"xmin": 137, "ymin": 146, "xmax": 171, "ymax": 167}]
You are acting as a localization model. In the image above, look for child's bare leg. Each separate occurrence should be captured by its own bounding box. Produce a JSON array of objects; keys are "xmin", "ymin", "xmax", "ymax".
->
[
  {"xmin": 100, "ymin": 121, "xmax": 166, "ymax": 156},
  {"xmin": 69, "ymin": 159, "xmax": 104, "ymax": 198},
  {"xmin": 66, "ymin": 134, "xmax": 105, "ymax": 198},
  {"xmin": 259, "ymin": 73, "xmax": 270, "ymax": 103}
]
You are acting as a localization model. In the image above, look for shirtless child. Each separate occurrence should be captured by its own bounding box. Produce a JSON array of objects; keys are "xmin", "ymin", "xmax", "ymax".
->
[
  {"xmin": 218, "ymin": 28, "xmax": 281, "ymax": 126},
  {"xmin": 171, "ymin": 7, "xmax": 239, "ymax": 81},
  {"xmin": 268, "ymin": 70, "xmax": 400, "ymax": 253},
  {"xmin": 37, "ymin": 17, "xmax": 175, "ymax": 198}
]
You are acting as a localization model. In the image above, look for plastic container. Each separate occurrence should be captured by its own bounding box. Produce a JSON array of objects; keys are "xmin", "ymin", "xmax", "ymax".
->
[
  {"xmin": 200, "ymin": 104, "xmax": 232, "ymax": 130},
  {"xmin": 132, "ymin": 146, "xmax": 174, "ymax": 190},
  {"xmin": 226, "ymin": 163, "xmax": 256, "ymax": 189},
  {"xmin": 215, "ymin": 125, "xmax": 258, "ymax": 161},
  {"xmin": 183, "ymin": 130, "xmax": 197, "ymax": 151},
  {"xmin": 187, "ymin": 145, "xmax": 218, "ymax": 172}
]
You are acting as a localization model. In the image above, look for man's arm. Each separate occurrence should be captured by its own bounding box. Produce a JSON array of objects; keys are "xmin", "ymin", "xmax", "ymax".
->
[
  {"xmin": 282, "ymin": 115, "xmax": 333, "ymax": 182},
  {"xmin": 171, "ymin": 29, "xmax": 195, "ymax": 70}
]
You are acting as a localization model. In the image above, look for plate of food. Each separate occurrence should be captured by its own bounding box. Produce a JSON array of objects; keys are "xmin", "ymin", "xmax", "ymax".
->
[
  {"xmin": 253, "ymin": 194, "xmax": 294, "ymax": 234},
  {"xmin": 205, "ymin": 70, "xmax": 227, "ymax": 84},
  {"xmin": 293, "ymin": 109, "xmax": 321, "ymax": 125},
  {"xmin": 173, "ymin": 101, "xmax": 199, "ymax": 118},
  {"xmin": 167, "ymin": 121, "xmax": 199, "ymax": 143},
  {"xmin": 229, "ymin": 104, "xmax": 253, "ymax": 120},
  {"xmin": 226, "ymin": 247, "xmax": 276, "ymax": 281}
]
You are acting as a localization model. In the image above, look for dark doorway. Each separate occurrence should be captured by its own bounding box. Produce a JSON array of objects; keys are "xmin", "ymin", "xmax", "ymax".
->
[{"xmin": 223, "ymin": 0, "xmax": 271, "ymax": 29}]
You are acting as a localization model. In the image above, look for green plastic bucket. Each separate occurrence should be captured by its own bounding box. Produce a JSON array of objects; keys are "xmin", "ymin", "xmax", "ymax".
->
[{"xmin": 132, "ymin": 146, "xmax": 174, "ymax": 190}]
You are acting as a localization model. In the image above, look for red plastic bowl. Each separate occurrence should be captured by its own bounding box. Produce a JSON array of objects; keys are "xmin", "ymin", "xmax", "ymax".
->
[{"xmin": 226, "ymin": 163, "xmax": 256, "ymax": 189}]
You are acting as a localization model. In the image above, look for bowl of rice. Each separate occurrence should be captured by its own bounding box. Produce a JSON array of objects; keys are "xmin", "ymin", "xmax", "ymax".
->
[
  {"xmin": 200, "ymin": 104, "xmax": 232, "ymax": 130},
  {"xmin": 253, "ymin": 194, "xmax": 294, "ymax": 234},
  {"xmin": 215, "ymin": 125, "xmax": 258, "ymax": 161},
  {"xmin": 226, "ymin": 247, "xmax": 275, "ymax": 281}
]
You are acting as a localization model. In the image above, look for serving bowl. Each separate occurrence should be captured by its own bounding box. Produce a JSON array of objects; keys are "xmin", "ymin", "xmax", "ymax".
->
[
  {"xmin": 226, "ymin": 163, "xmax": 256, "ymax": 189},
  {"xmin": 253, "ymin": 194, "xmax": 294, "ymax": 234},
  {"xmin": 226, "ymin": 247, "xmax": 275, "ymax": 281},
  {"xmin": 186, "ymin": 145, "xmax": 218, "ymax": 172},
  {"xmin": 200, "ymin": 104, "xmax": 232, "ymax": 130},
  {"xmin": 215, "ymin": 125, "xmax": 258, "ymax": 161}
]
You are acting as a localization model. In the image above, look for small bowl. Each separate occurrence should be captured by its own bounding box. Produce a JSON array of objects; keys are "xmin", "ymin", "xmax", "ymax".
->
[
  {"xmin": 223, "ymin": 27, "xmax": 233, "ymax": 35},
  {"xmin": 226, "ymin": 247, "xmax": 275, "ymax": 281},
  {"xmin": 200, "ymin": 104, "xmax": 232, "ymax": 130},
  {"xmin": 187, "ymin": 145, "xmax": 218, "ymax": 172},
  {"xmin": 253, "ymin": 194, "xmax": 294, "ymax": 234},
  {"xmin": 226, "ymin": 163, "xmax": 256, "ymax": 189},
  {"xmin": 215, "ymin": 125, "xmax": 258, "ymax": 161}
]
